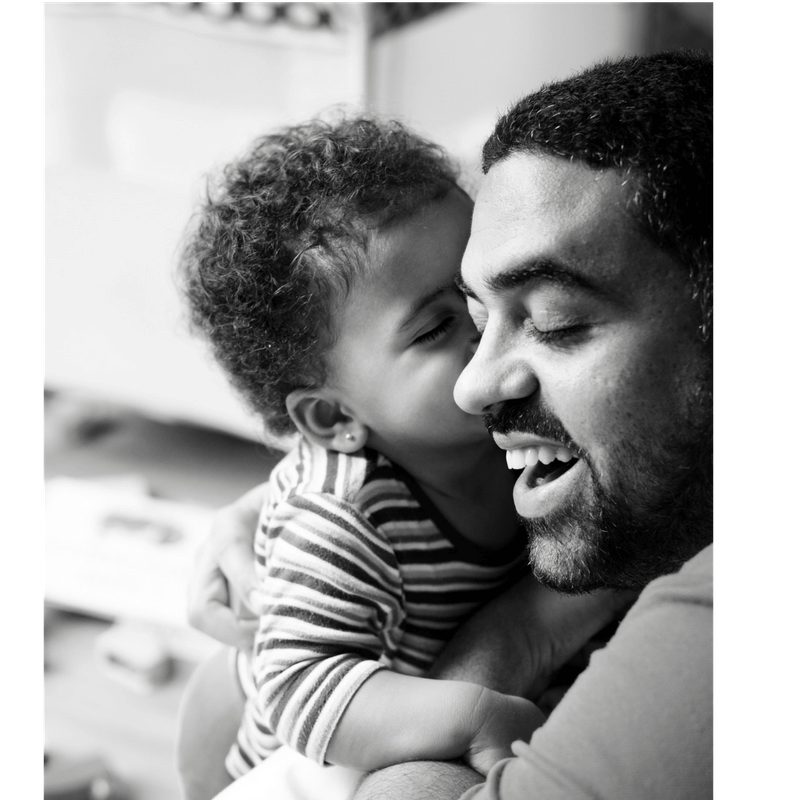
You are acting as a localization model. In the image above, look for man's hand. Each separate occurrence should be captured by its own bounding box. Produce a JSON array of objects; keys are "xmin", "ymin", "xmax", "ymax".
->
[{"xmin": 187, "ymin": 483, "xmax": 268, "ymax": 651}]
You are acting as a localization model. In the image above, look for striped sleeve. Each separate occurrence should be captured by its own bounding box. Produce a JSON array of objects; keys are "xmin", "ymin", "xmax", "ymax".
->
[{"xmin": 252, "ymin": 491, "xmax": 406, "ymax": 764}]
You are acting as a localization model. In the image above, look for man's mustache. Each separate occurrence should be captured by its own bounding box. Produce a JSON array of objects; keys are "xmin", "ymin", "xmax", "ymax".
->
[{"xmin": 482, "ymin": 397, "xmax": 579, "ymax": 450}]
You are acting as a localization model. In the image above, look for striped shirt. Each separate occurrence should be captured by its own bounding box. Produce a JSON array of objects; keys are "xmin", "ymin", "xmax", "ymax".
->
[{"xmin": 227, "ymin": 439, "xmax": 527, "ymax": 777}]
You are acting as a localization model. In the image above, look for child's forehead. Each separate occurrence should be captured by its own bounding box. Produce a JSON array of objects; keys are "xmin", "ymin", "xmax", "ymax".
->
[
  {"xmin": 365, "ymin": 189, "xmax": 473, "ymax": 270},
  {"xmin": 346, "ymin": 190, "xmax": 474, "ymax": 312}
]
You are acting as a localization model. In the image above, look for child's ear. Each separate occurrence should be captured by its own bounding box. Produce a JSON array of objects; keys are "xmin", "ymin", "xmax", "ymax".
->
[{"xmin": 286, "ymin": 389, "xmax": 368, "ymax": 454}]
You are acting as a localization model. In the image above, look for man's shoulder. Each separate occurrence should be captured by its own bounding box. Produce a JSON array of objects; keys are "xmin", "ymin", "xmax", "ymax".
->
[
  {"xmin": 632, "ymin": 543, "xmax": 713, "ymax": 620},
  {"xmin": 679, "ymin": 542, "xmax": 713, "ymax": 578}
]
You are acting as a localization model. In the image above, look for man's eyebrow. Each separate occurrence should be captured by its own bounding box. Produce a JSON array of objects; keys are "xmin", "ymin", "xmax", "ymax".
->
[
  {"xmin": 454, "ymin": 272, "xmax": 474, "ymax": 299},
  {"xmin": 396, "ymin": 285, "xmax": 451, "ymax": 333},
  {"xmin": 470, "ymin": 259, "xmax": 597, "ymax": 298}
]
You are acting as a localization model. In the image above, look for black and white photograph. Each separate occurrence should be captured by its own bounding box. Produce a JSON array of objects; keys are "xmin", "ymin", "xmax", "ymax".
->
[{"xmin": 38, "ymin": 4, "xmax": 742, "ymax": 800}]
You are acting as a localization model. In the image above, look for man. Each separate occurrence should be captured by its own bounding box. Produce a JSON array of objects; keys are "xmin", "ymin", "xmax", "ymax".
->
[
  {"xmin": 355, "ymin": 48, "xmax": 712, "ymax": 800},
  {"xmin": 190, "ymin": 50, "xmax": 713, "ymax": 800}
]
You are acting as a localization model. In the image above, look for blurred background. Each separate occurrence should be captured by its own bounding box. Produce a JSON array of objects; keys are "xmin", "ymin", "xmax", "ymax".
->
[{"xmin": 44, "ymin": 4, "xmax": 712, "ymax": 799}]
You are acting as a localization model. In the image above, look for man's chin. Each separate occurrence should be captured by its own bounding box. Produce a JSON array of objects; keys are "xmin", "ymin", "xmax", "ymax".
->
[
  {"xmin": 519, "ymin": 431, "xmax": 713, "ymax": 593},
  {"xmin": 523, "ymin": 520, "xmax": 610, "ymax": 594},
  {"xmin": 522, "ymin": 501, "xmax": 707, "ymax": 594}
]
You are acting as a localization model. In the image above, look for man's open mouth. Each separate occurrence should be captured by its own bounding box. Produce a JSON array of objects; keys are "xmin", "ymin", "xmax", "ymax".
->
[{"xmin": 505, "ymin": 445, "xmax": 580, "ymax": 487}]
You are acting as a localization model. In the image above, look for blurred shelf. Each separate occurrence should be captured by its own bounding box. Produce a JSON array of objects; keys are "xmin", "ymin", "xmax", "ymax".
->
[{"xmin": 45, "ymin": 392, "xmax": 281, "ymax": 509}]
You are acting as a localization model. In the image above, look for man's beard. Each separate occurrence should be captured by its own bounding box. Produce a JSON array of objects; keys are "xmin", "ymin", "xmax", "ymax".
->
[{"xmin": 484, "ymin": 393, "xmax": 713, "ymax": 593}]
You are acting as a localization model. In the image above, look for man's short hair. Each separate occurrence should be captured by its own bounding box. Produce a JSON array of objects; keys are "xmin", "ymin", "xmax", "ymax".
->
[{"xmin": 483, "ymin": 50, "xmax": 712, "ymax": 338}]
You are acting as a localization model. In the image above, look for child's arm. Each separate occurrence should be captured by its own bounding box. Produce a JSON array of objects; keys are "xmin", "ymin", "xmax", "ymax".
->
[
  {"xmin": 325, "ymin": 670, "xmax": 545, "ymax": 775},
  {"xmin": 252, "ymin": 494, "xmax": 540, "ymax": 773}
]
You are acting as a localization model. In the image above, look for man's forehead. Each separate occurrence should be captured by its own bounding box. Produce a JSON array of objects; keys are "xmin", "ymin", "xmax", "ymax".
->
[
  {"xmin": 462, "ymin": 153, "xmax": 631, "ymax": 289},
  {"xmin": 475, "ymin": 153, "xmax": 626, "ymax": 228}
]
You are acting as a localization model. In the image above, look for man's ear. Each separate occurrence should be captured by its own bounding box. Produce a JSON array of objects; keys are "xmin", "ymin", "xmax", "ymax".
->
[{"xmin": 286, "ymin": 389, "xmax": 369, "ymax": 453}]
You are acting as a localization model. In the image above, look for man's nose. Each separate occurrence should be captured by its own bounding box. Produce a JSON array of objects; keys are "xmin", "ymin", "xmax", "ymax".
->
[{"xmin": 454, "ymin": 330, "xmax": 539, "ymax": 415}]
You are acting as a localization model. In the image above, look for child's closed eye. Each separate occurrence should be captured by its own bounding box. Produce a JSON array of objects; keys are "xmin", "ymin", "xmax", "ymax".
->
[{"xmin": 413, "ymin": 316, "xmax": 455, "ymax": 346}]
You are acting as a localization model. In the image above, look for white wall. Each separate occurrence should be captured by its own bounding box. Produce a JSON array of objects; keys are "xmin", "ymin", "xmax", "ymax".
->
[
  {"xmin": 371, "ymin": 3, "xmax": 646, "ymax": 182},
  {"xmin": 45, "ymin": 4, "xmax": 368, "ymax": 440}
]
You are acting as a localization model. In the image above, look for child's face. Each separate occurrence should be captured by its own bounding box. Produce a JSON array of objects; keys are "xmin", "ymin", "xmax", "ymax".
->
[{"xmin": 325, "ymin": 189, "xmax": 490, "ymax": 459}]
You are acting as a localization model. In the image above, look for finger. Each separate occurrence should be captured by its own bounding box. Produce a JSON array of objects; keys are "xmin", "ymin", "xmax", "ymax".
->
[
  {"xmin": 218, "ymin": 545, "xmax": 261, "ymax": 615},
  {"xmin": 208, "ymin": 483, "xmax": 269, "ymax": 614},
  {"xmin": 187, "ymin": 541, "xmax": 240, "ymax": 641},
  {"xmin": 187, "ymin": 558, "xmax": 257, "ymax": 650}
]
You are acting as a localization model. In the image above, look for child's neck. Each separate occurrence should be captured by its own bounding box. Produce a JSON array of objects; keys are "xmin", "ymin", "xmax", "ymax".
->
[{"xmin": 381, "ymin": 438, "xmax": 520, "ymax": 552}]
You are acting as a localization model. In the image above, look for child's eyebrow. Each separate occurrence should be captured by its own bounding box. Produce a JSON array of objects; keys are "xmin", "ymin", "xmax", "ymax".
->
[{"xmin": 397, "ymin": 285, "xmax": 452, "ymax": 334}]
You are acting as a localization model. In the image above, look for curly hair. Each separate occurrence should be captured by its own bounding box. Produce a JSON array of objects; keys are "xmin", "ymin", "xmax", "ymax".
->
[
  {"xmin": 483, "ymin": 50, "xmax": 712, "ymax": 340},
  {"xmin": 179, "ymin": 115, "xmax": 461, "ymax": 440}
]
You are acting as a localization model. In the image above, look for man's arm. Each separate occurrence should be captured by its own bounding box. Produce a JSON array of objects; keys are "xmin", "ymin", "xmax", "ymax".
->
[
  {"xmin": 428, "ymin": 574, "xmax": 635, "ymax": 700},
  {"xmin": 354, "ymin": 761, "xmax": 483, "ymax": 800},
  {"xmin": 354, "ymin": 548, "xmax": 712, "ymax": 800},
  {"xmin": 352, "ymin": 578, "xmax": 635, "ymax": 800}
]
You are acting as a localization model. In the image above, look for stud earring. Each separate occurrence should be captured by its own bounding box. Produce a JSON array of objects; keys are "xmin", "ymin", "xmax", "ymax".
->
[{"xmin": 345, "ymin": 433, "xmax": 355, "ymax": 442}]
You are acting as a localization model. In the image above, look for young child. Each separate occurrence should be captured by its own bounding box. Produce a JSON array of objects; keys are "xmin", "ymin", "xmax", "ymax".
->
[{"xmin": 178, "ymin": 115, "xmax": 604, "ymax": 790}]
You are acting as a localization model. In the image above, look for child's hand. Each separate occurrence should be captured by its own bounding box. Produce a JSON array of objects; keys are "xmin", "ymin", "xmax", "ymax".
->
[
  {"xmin": 463, "ymin": 689, "xmax": 546, "ymax": 776},
  {"xmin": 186, "ymin": 483, "xmax": 267, "ymax": 651}
]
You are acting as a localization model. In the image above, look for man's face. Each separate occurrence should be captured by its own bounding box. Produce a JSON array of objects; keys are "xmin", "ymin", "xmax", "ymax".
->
[{"xmin": 454, "ymin": 153, "xmax": 712, "ymax": 592}]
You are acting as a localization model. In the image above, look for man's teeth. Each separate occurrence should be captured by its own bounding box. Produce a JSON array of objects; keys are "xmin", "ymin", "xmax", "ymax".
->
[{"xmin": 505, "ymin": 446, "xmax": 575, "ymax": 470}]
